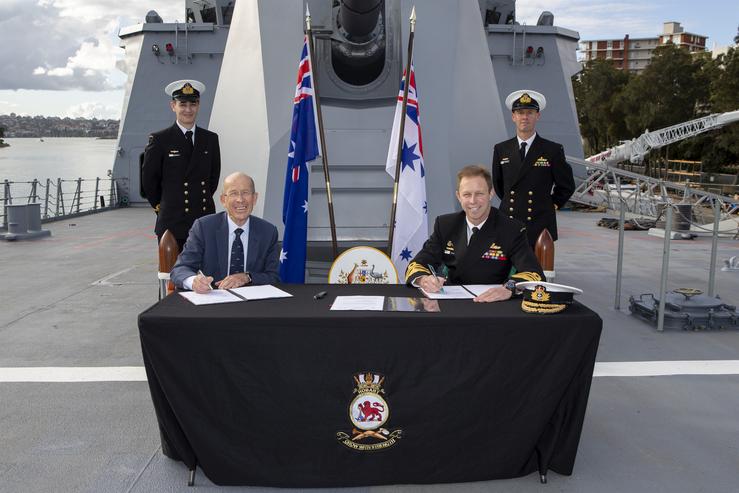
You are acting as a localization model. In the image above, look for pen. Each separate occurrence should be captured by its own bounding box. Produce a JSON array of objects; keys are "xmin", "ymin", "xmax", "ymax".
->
[
  {"xmin": 313, "ymin": 290, "xmax": 328, "ymax": 300},
  {"xmin": 427, "ymin": 264, "xmax": 445, "ymax": 293},
  {"xmin": 197, "ymin": 270, "xmax": 213, "ymax": 290}
]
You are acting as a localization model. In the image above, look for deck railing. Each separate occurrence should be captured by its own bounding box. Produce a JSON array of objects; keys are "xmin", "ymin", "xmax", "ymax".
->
[{"xmin": 1, "ymin": 176, "xmax": 126, "ymax": 229}]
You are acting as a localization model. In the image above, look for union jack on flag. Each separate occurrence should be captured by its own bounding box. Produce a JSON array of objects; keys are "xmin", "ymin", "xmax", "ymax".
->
[
  {"xmin": 385, "ymin": 62, "xmax": 428, "ymax": 275},
  {"xmin": 280, "ymin": 35, "xmax": 321, "ymax": 283}
]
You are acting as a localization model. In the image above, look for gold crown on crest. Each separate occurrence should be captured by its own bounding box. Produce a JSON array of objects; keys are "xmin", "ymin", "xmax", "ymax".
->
[
  {"xmin": 520, "ymin": 93, "xmax": 532, "ymax": 104},
  {"xmin": 182, "ymin": 83, "xmax": 194, "ymax": 94},
  {"xmin": 533, "ymin": 285, "xmax": 550, "ymax": 302},
  {"xmin": 354, "ymin": 372, "xmax": 385, "ymax": 394}
]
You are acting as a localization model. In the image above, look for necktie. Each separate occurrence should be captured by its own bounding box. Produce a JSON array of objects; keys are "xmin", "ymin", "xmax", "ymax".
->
[
  {"xmin": 469, "ymin": 226, "xmax": 479, "ymax": 245},
  {"xmin": 519, "ymin": 142, "xmax": 527, "ymax": 162},
  {"xmin": 230, "ymin": 228, "xmax": 244, "ymax": 275},
  {"xmin": 184, "ymin": 130, "xmax": 194, "ymax": 152}
]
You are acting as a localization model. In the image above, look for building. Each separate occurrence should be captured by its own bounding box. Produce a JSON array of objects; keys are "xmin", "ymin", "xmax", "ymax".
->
[{"xmin": 579, "ymin": 21, "xmax": 707, "ymax": 73}]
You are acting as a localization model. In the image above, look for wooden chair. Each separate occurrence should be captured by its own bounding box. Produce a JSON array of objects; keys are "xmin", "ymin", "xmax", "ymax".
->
[
  {"xmin": 158, "ymin": 230, "xmax": 179, "ymax": 299},
  {"xmin": 534, "ymin": 229, "xmax": 555, "ymax": 281}
]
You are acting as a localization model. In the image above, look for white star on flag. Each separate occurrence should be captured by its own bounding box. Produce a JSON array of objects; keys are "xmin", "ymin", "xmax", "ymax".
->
[
  {"xmin": 302, "ymin": 200, "xmax": 309, "ymax": 214},
  {"xmin": 279, "ymin": 249, "xmax": 288, "ymax": 263}
]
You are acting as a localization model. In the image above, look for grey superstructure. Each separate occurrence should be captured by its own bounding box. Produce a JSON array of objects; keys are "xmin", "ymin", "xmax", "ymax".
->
[{"xmin": 114, "ymin": 0, "xmax": 585, "ymax": 243}]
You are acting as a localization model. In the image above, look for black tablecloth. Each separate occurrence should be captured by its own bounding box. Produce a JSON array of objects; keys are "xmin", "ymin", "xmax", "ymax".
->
[{"xmin": 138, "ymin": 284, "xmax": 602, "ymax": 487}]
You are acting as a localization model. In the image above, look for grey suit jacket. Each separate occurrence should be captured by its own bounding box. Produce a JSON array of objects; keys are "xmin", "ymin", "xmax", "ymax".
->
[{"xmin": 170, "ymin": 212, "xmax": 280, "ymax": 288}]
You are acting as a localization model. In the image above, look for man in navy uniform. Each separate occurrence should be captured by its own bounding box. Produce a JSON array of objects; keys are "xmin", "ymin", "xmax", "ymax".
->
[
  {"xmin": 492, "ymin": 90, "xmax": 575, "ymax": 247},
  {"xmin": 142, "ymin": 79, "xmax": 221, "ymax": 251},
  {"xmin": 406, "ymin": 165, "xmax": 544, "ymax": 303}
]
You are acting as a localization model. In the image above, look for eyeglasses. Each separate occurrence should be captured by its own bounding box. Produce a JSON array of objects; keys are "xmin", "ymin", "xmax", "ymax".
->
[{"xmin": 225, "ymin": 190, "xmax": 255, "ymax": 199}]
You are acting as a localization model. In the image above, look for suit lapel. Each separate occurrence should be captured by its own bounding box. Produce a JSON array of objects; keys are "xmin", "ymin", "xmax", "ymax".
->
[
  {"xmin": 510, "ymin": 135, "xmax": 541, "ymax": 188},
  {"xmin": 216, "ymin": 213, "xmax": 228, "ymax": 279},
  {"xmin": 184, "ymin": 125, "xmax": 203, "ymax": 177},
  {"xmin": 245, "ymin": 218, "xmax": 257, "ymax": 272}
]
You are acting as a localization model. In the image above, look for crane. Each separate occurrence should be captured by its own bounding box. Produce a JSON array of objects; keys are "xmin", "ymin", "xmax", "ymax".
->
[{"xmin": 586, "ymin": 110, "xmax": 739, "ymax": 166}]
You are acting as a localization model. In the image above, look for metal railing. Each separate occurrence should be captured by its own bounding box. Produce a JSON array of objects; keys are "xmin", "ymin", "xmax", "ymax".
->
[
  {"xmin": 569, "ymin": 155, "xmax": 739, "ymax": 234},
  {"xmin": 1, "ymin": 176, "xmax": 125, "ymax": 229}
]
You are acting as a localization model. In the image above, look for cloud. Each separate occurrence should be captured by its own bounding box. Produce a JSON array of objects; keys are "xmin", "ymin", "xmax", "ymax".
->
[
  {"xmin": 515, "ymin": 0, "xmax": 657, "ymax": 39},
  {"xmin": 0, "ymin": 0, "xmax": 182, "ymax": 92},
  {"xmin": 66, "ymin": 101, "xmax": 121, "ymax": 119}
]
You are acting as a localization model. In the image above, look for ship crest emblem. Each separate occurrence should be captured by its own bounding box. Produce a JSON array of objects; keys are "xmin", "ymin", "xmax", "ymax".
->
[
  {"xmin": 533, "ymin": 285, "xmax": 550, "ymax": 301},
  {"xmin": 337, "ymin": 372, "xmax": 402, "ymax": 451}
]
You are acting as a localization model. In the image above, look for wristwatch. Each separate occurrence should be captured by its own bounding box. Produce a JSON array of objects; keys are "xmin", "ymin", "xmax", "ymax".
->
[
  {"xmin": 244, "ymin": 272, "xmax": 252, "ymax": 285},
  {"xmin": 503, "ymin": 279, "xmax": 517, "ymax": 293}
]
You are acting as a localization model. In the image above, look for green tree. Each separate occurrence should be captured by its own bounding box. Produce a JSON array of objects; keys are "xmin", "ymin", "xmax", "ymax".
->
[
  {"xmin": 616, "ymin": 44, "xmax": 710, "ymax": 137},
  {"xmin": 573, "ymin": 59, "xmax": 631, "ymax": 155}
]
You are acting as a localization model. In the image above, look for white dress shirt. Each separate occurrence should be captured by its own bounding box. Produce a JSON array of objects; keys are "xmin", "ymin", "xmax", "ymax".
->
[
  {"xmin": 465, "ymin": 217, "xmax": 487, "ymax": 244},
  {"xmin": 516, "ymin": 132, "xmax": 537, "ymax": 158},
  {"xmin": 183, "ymin": 216, "xmax": 250, "ymax": 290},
  {"xmin": 176, "ymin": 120, "xmax": 196, "ymax": 145}
]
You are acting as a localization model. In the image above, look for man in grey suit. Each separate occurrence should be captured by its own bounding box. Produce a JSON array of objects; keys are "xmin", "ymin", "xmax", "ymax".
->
[{"xmin": 171, "ymin": 172, "xmax": 280, "ymax": 292}]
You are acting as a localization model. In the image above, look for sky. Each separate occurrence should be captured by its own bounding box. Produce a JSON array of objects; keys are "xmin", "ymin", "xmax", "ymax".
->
[{"xmin": 0, "ymin": 0, "xmax": 736, "ymax": 119}]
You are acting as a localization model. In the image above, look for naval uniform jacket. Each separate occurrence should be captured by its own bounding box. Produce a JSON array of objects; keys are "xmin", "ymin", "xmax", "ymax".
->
[
  {"xmin": 405, "ymin": 209, "xmax": 544, "ymax": 286},
  {"xmin": 142, "ymin": 123, "xmax": 221, "ymax": 240},
  {"xmin": 492, "ymin": 135, "xmax": 575, "ymax": 245}
]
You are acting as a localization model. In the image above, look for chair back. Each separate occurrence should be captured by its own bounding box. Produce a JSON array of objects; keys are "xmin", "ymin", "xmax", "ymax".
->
[
  {"xmin": 328, "ymin": 246, "xmax": 399, "ymax": 284},
  {"xmin": 534, "ymin": 229, "xmax": 555, "ymax": 280},
  {"xmin": 158, "ymin": 230, "xmax": 180, "ymax": 297}
]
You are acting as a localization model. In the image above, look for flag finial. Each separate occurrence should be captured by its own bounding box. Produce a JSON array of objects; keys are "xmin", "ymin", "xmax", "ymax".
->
[
  {"xmin": 410, "ymin": 6, "xmax": 416, "ymax": 29},
  {"xmin": 305, "ymin": 4, "xmax": 312, "ymax": 30}
]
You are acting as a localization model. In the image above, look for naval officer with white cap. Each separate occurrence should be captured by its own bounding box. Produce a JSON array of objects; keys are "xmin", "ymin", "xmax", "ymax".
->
[
  {"xmin": 491, "ymin": 90, "xmax": 575, "ymax": 247},
  {"xmin": 142, "ymin": 79, "xmax": 221, "ymax": 251}
]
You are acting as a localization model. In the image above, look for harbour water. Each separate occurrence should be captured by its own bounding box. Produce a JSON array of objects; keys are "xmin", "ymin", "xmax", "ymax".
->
[{"xmin": 0, "ymin": 137, "xmax": 116, "ymax": 183}]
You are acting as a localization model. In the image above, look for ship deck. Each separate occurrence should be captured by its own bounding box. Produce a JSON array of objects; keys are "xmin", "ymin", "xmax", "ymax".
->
[{"xmin": 2, "ymin": 206, "xmax": 738, "ymax": 492}]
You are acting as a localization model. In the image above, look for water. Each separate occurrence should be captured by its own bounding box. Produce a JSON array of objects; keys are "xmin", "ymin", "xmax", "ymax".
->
[{"xmin": 0, "ymin": 138, "xmax": 116, "ymax": 183}]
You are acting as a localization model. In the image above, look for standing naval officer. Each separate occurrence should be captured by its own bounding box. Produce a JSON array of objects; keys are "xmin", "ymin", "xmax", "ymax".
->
[
  {"xmin": 491, "ymin": 90, "xmax": 575, "ymax": 246},
  {"xmin": 142, "ymin": 79, "xmax": 221, "ymax": 251}
]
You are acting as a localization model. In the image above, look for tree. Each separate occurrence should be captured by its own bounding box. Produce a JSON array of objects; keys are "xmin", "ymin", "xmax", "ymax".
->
[
  {"xmin": 616, "ymin": 44, "xmax": 710, "ymax": 137},
  {"xmin": 572, "ymin": 59, "xmax": 630, "ymax": 155}
]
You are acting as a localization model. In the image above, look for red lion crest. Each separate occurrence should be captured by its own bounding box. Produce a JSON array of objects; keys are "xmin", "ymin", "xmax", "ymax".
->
[{"xmin": 357, "ymin": 400, "xmax": 384, "ymax": 421}]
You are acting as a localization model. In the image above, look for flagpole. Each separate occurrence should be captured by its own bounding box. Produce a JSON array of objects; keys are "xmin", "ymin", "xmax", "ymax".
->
[
  {"xmin": 387, "ymin": 6, "xmax": 416, "ymax": 255},
  {"xmin": 306, "ymin": 7, "xmax": 338, "ymax": 260}
]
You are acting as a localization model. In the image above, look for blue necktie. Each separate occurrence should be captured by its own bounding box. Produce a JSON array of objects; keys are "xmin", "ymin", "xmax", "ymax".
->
[{"xmin": 230, "ymin": 228, "xmax": 244, "ymax": 275}]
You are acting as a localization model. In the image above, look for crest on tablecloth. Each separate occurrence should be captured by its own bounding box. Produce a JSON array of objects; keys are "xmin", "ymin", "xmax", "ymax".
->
[{"xmin": 336, "ymin": 372, "xmax": 402, "ymax": 451}]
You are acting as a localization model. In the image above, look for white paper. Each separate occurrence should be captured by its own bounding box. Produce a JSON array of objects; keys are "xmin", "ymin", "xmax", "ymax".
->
[
  {"xmin": 462, "ymin": 284, "xmax": 503, "ymax": 296},
  {"xmin": 330, "ymin": 296, "xmax": 385, "ymax": 311},
  {"xmin": 179, "ymin": 289, "xmax": 244, "ymax": 305},
  {"xmin": 229, "ymin": 285, "xmax": 293, "ymax": 301},
  {"xmin": 419, "ymin": 286, "xmax": 475, "ymax": 299}
]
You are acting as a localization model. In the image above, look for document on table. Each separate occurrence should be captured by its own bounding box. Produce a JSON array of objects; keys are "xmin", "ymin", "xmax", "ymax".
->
[
  {"xmin": 179, "ymin": 290, "xmax": 244, "ymax": 305},
  {"xmin": 462, "ymin": 284, "xmax": 503, "ymax": 296},
  {"xmin": 229, "ymin": 285, "xmax": 293, "ymax": 301},
  {"xmin": 330, "ymin": 296, "xmax": 385, "ymax": 311},
  {"xmin": 419, "ymin": 285, "xmax": 475, "ymax": 299}
]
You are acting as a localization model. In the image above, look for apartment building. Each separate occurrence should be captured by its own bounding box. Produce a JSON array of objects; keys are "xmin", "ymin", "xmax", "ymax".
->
[{"xmin": 579, "ymin": 21, "xmax": 707, "ymax": 73}]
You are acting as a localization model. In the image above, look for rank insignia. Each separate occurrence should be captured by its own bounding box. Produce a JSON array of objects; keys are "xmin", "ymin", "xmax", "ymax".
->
[
  {"xmin": 534, "ymin": 157, "xmax": 550, "ymax": 167},
  {"xmin": 337, "ymin": 372, "xmax": 402, "ymax": 451},
  {"xmin": 481, "ymin": 242, "xmax": 507, "ymax": 261}
]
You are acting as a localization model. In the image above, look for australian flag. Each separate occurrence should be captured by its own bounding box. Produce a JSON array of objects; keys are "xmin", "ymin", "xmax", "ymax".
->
[
  {"xmin": 385, "ymin": 62, "xmax": 428, "ymax": 275},
  {"xmin": 280, "ymin": 36, "xmax": 321, "ymax": 283}
]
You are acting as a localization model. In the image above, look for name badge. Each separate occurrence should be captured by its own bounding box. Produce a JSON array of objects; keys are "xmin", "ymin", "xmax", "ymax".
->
[{"xmin": 500, "ymin": 157, "xmax": 510, "ymax": 165}]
